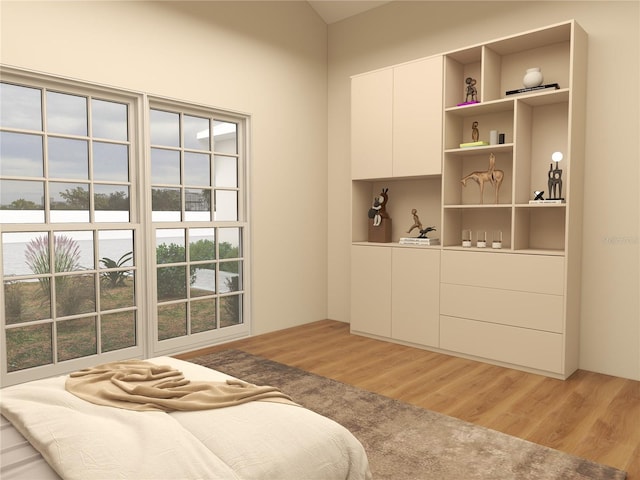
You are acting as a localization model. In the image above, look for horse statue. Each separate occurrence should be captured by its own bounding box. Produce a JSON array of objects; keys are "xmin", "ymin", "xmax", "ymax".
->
[{"xmin": 460, "ymin": 153, "xmax": 504, "ymax": 204}]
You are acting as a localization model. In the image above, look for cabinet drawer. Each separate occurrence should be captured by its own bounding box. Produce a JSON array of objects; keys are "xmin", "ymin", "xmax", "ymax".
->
[
  {"xmin": 441, "ymin": 250, "xmax": 564, "ymax": 295},
  {"xmin": 440, "ymin": 283, "xmax": 563, "ymax": 333},
  {"xmin": 440, "ymin": 315, "xmax": 563, "ymax": 373}
]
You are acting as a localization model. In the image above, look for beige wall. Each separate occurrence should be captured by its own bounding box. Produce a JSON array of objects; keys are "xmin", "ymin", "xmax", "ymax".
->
[
  {"xmin": 0, "ymin": 1, "xmax": 330, "ymax": 335},
  {"xmin": 327, "ymin": 1, "xmax": 639, "ymax": 380}
]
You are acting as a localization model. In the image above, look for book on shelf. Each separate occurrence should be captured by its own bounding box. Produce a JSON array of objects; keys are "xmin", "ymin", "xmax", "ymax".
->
[
  {"xmin": 505, "ymin": 83, "xmax": 560, "ymax": 95},
  {"xmin": 528, "ymin": 199, "xmax": 565, "ymax": 204},
  {"xmin": 399, "ymin": 237, "xmax": 440, "ymax": 245},
  {"xmin": 459, "ymin": 141, "xmax": 489, "ymax": 148}
]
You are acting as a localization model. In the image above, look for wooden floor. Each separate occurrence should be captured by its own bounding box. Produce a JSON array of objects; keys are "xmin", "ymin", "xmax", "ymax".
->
[{"xmin": 177, "ymin": 319, "xmax": 640, "ymax": 479}]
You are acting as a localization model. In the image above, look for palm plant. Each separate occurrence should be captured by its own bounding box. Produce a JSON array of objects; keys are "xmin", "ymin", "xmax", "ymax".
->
[{"xmin": 100, "ymin": 251, "xmax": 133, "ymax": 288}]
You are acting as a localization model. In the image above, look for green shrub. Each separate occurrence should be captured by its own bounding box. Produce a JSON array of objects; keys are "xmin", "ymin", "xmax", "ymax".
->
[
  {"xmin": 4, "ymin": 281, "xmax": 23, "ymax": 323},
  {"xmin": 222, "ymin": 276, "xmax": 241, "ymax": 324},
  {"xmin": 189, "ymin": 239, "xmax": 215, "ymax": 266},
  {"xmin": 156, "ymin": 243, "xmax": 196, "ymax": 300}
]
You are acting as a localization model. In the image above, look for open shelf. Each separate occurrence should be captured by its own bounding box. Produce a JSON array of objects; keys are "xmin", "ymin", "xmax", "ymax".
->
[
  {"xmin": 442, "ymin": 206, "xmax": 512, "ymax": 249},
  {"xmin": 443, "ymin": 150, "xmax": 513, "ymax": 207},
  {"xmin": 442, "ymin": 23, "xmax": 574, "ymax": 257},
  {"xmin": 352, "ymin": 177, "xmax": 442, "ymax": 244},
  {"xmin": 444, "ymin": 22, "xmax": 572, "ymax": 107},
  {"xmin": 514, "ymin": 205, "xmax": 566, "ymax": 251}
]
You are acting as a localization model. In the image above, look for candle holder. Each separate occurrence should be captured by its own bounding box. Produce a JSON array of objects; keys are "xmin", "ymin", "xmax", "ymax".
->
[
  {"xmin": 492, "ymin": 231, "xmax": 503, "ymax": 249},
  {"xmin": 476, "ymin": 231, "xmax": 487, "ymax": 248},
  {"xmin": 462, "ymin": 230, "xmax": 472, "ymax": 248}
]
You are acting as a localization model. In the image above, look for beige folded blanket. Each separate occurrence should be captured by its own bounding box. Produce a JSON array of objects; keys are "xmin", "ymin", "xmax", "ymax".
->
[{"xmin": 65, "ymin": 360, "xmax": 295, "ymax": 412}]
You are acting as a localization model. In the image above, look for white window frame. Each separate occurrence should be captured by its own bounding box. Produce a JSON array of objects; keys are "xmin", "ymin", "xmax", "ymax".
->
[
  {"xmin": 145, "ymin": 96, "xmax": 252, "ymax": 358},
  {"xmin": 0, "ymin": 66, "xmax": 251, "ymax": 386}
]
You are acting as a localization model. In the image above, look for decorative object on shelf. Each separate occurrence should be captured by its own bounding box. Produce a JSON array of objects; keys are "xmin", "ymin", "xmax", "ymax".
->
[
  {"xmin": 529, "ymin": 198, "xmax": 564, "ymax": 204},
  {"xmin": 534, "ymin": 190, "xmax": 545, "ymax": 200},
  {"xmin": 462, "ymin": 230, "xmax": 472, "ymax": 248},
  {"xmin": 459, "ymin": 141, "xmax": 489, "ymax": 148},
  {"xmin": 492, "ymin": 231, "xmax": 503, "ymax": 249},
  {"xmin": 471, "ymin": 121, "xmax": 479, "ymax": 142},
  {"xmin": 399, "ymin": 237, "xmax": 440, "ymax": 246},
  {"xmin": 458, "ymin": 78, "xmax": 480, "ymax": 105},
  {"xmin": 460, "ymin": 152, "xmax": 504, "ymax": 204},
  {"xmin": 367, "ymin": 188, "xmax": 392, "ymax": 243},
  {"xmin": 465, "ymin": 77, "xmax": 477, "ymax": 102},
  {"xmin": 418, "ymin": 226, "xmax": 436, "ymax": 238},
  {"xmin": 547, "ymin": 151, "xmax": 564, "ymax": 200},
  {"xmin": 489, "ymin": 130, "xmax": 498, "ymax": 145},
  {"xmin": 406, "ymin": 208, "xmax": 422, "ymax": 234},
  {"xmin": 506, "ymin": 83, "xmax": 559, "ymax": 96},
  {"xmin": 368, "ymin": 188, "xmax": 389, "ymax": 226},
  {"xmin": 498, "ymin": 133, "xmax": 505, "ymax": 144},
  {"xmin": 406, "ymin": 208, "xmax": 436, "ymax": 239},
  {"xmin": 476, "ymin": 231, "xmax": 487, "ymax": 248},
  {"xmin": 523, "ymin": 67, "xmax": 543, "ymax": 88}
]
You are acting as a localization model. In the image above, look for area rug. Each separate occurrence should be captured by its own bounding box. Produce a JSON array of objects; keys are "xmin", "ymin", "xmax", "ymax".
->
[{"xmin": 187, "ymin": 350, "xmax": 627, "ymax": 480}]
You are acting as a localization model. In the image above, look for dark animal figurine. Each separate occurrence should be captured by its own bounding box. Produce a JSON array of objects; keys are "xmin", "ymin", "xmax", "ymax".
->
[{"xmin": 418, "ymin": 226, "xmax": 436, "ymax": 238}]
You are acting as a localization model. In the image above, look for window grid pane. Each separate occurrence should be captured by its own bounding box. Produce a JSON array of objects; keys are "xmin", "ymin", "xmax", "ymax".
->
[{"xmin": 154, "ymin": 224, "xmax": 245, "ymax": 339}]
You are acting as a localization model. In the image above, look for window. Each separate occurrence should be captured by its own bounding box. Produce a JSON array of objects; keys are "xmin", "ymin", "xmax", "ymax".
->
[
  {"xmin": 0, "ymin": 69, "xmax": 250, "ymax": 385},
  {"xmin": 149, "ymin": 103, "xmax": 246, "ymax": 351}
]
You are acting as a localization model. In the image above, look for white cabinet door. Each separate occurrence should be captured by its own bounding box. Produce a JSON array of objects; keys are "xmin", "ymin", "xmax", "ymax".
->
[
  {"xmin": 350, "ymin": 245, "xmax": 392, "ymax": 337},
  {"xmin": 393, "ymin": 56, "xmax": 443, "ymax": 177},
  {"xmin": 351, "ymin": 69, "xmax": 393, "ymax": 179},
  {"xmin": 351, "ymin": 56, "xmax": 443, "ymax": 180},
  {"xmin": 392, "ymin": 247, "xmax": 440, "ymax": 347}
]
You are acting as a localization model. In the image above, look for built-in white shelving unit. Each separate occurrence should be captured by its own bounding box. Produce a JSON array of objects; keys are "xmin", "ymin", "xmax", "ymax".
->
[{"xmin": 350, "ymin": 20, "xmax": 587, "ymax": 379}]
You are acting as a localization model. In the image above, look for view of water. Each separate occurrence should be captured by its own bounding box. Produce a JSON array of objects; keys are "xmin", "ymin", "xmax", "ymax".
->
[
  {"xmin": 2, "ymin": 237, "xmax": 137, "ymax": 277},
  {"xmin": 1, "ymin": 236, "xmax": 236, "ymax": 293},
  {"xmin": 1, "ymin": 209, "xmax": 240, "ymax": 294}
]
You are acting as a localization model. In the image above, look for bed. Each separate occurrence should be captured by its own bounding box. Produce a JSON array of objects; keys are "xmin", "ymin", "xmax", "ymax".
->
[{"xmin": 0, "ymin": 356, "xmax": 371, "ymax": 480}]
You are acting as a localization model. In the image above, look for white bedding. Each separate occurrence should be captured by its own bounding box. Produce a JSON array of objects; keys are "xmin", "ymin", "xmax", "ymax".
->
[{"xmin": 0, "ymin": 356, "xmax": 371, "ymax": 480}]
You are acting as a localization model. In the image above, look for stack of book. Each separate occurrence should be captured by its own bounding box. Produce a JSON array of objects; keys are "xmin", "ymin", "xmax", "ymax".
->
[
  {"xmin": 399, "ymin": 237, "xmax": 440, "ymax": 246},
  {"xmin": 459, "ymin": 141, "xmax": 489, "ymax": 148},
  {"xmin": 506, "ymin": 83, "xmax": 560, "ymax": 96},
  {"xmin": 528, "ymin": 199, "xmax": 564, "ymax": 204}
]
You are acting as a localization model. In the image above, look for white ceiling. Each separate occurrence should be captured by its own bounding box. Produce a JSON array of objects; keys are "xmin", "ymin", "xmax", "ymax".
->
[{"xmin": 307, "ymin": 1, "xmax": 392, "ymax": 24}]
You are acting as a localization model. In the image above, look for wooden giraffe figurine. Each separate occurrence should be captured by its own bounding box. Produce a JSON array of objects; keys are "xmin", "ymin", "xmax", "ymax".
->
[{"xmin": 460, "ymin": 153, "xmax": 504, "ymax": 204}]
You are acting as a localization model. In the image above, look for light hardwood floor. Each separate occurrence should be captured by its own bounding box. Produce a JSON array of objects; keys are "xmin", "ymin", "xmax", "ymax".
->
[{"xmin": 177, "ymin": 319, "xmax": 640, "ymax": 479}]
